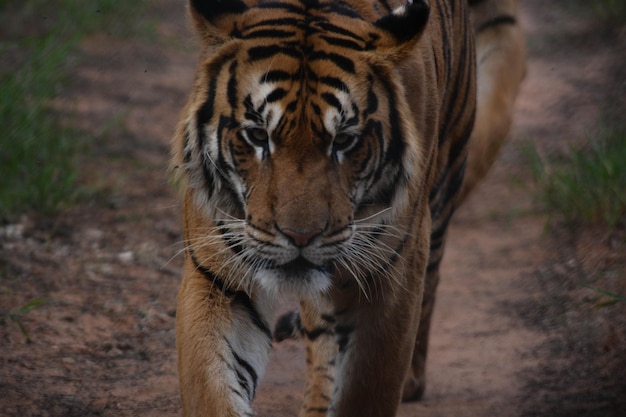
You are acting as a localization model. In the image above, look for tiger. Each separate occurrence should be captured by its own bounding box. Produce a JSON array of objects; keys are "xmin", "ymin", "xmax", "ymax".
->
[{"xmin": 170, "ymin": 0, "xmax": 525, "ymax": 416}]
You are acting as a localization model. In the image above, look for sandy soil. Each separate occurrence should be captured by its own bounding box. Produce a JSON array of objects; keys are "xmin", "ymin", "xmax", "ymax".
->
[{"xmin": 1, "ymin": 1, "xmax": 625, "ymax": 416}]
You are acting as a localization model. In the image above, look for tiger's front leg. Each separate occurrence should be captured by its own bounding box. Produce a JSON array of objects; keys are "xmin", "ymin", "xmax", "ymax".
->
[
  {"xmin": 327, "ymin": 282, "xmax": 424, "ymax": 417},
  {"xmin": 176, "ymin": 254, "xmax": 274, "ymax": 417},
  {"xmin": 325, "ymin": 241, "xmax": 428, "ymax": 417},
  {"xmin": 298, "ymin": 298, "xmax": 338, "ymax": 417}
]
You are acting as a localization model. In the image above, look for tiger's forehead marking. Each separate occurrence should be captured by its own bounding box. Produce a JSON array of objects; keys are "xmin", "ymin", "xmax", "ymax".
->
[
  {"xmin": 322, "ymin": 88, "xmax": 354, "ymax": 136},
  {"xmin": 247, "ymin": 67, "xmax": 355, "ymax": 127},
  {"xmin": 246, "ymin": 81, "xmax": 285, "ymax": 133},
  {"xmin": 243, "ymin": 60, "xmax": 359, "ymax": 133}
]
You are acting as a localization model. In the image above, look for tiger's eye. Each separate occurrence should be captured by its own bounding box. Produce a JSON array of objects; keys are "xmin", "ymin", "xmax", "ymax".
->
[
  {"xmin": 247, "ymin": 128, "xmax": 269, "ymax": 146},
  {"xmin": 333, "ymin": 133, "xmax": 356, "ymax": 152}
]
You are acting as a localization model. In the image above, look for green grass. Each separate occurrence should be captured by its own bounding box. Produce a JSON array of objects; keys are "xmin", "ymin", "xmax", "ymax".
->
[
  {"xmin": 526, "ymin": 127, "xmax": 626, "ymax": 230},
  {"xmin": 587, "ymin": 286, "xmax": 626, "ymax": 309},
  {"xmin": 0, "ymin": 297, "xmax": 49, "ymax": 343},
  {"xmin": 0, "ymin": 0, "xmax": 148, "ymax": 223}
]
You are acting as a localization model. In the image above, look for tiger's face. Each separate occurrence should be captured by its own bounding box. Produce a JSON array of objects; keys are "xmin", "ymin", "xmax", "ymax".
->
[{"xmin": 180, "ymin": 1, "xmax": 429, "ymax": 297}]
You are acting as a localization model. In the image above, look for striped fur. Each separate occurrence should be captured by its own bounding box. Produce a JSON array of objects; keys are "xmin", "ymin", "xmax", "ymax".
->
[
  {"xmin": 171, "ymin": 0, "xmax": 524, "ymax": 415},
  {"xmin": 459, "ymin": 0, "xmax": 526, "ymax": 202}
]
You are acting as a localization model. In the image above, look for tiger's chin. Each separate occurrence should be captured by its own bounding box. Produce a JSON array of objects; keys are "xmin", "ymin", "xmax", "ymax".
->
[{"xmin": 253, "ymin": 258, "xmax": 332, "ymax": 299}]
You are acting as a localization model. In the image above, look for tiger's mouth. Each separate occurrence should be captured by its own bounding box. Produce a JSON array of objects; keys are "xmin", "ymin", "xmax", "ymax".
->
[
  {"xmin": 254, "ymin": 256, "xmax": 332, "ymax": 297},
  {"xmin": 276, "ymin": 256, "xmax": 327, "ymax": 276}
]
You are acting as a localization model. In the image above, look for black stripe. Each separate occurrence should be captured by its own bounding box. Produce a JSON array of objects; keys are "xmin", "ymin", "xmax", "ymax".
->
[
  {"xmin": 215, "ymin": 116, "xmax": 245, "ymax": 210},
  {"xmin": 244, "ymin": 95, "xmax": 264, "ymax": 125},
  {"xmin": 321, "ymin": 2, "xmax": 361, "ymax": 19},
  {"xmin": 260, "ymin": 70, "xmax": 294, "ymax": 83},
  {"xmin": 426, "ymin": 257, "xmax": 442, "ymax": 274},
  {"xmin": 429, "ymin": 235, "xmax": 444, "ymax": 253},
  {"xmin": 309, "ymin": 50, "xmax": 355, "ymax": 73},
  {"xmin": 477, "ymin": 15, "xmax": 517, "ymax": 34},
  {"xmin": 266, "ymin": 88, "xmax": 288, "ymax": 103},
  {"xmin": 319, "ymin": 76, "xmax": 349, "ymax": 93},
  {"xmin": 246, "ymin": 17, "xmax": 303, "ymax": 30},
  {"xmin": 188, "ymin": 122, "xmax": 215, "ymax": 194},
  {"xmin": 435, "ymin": 1, "xmax": 452, "ymax": 89},
  {"xmin": 446, "ymin": 16, "xmax": 475, "ymax": 143},
  {"xmin": 363, "ymin": 76, "xmax": 378, "ymax": 117},
  {"xmin": 316, "ymin": 22, "xmax": 367, "ymax": 43},
  {"xmin": 381, "ymin": 76, "xmax": 404, "ymax": 167},
  {"xmin": 450, "ymin": 0, "xmax": 456, "ymax": 15},
  {"xmin": 431, "ymin": 159, "xmax": 467, "ymax": 222},
  {"xmin": 190, "ymin": 0, "xmax": 247, "ymax": 23},
  {"xmin": 247, "ymin": 44, "xmax": 301, "ymax": 62},
  {"xmin": 227, "ymin": 61, "xmax": 240, "ymax": 110},
  {"xmin": 287, "ymin": 99, "xmax": 300, "ymax": 114},
  {"xmin": 256, "ymin": 2, "xmax": 306, "ymax": 15},
  {"xmin": 431, "ymin": 43, "xmax": 440, "ymax": 87},
  {"xmin": 242, "ymin": 28, "xmax": 296, "ymax": 39},
  {"xmin": 234, "ymin": 369, "xmax": 252, "ymax": 400},
  {"xmin": 188, "ymin": 250, "xmax": 271, "ymax": 341},
  {"xmin": 446, "ymin": 159, "xmax": 469, "ymax": 208},
  {"xmin": 335, "ymin": 324, "xmax": 354, "ymax": 353},
  {"xmin": 344, "ymin": 102, "xmax": 360, "ymax": 127},
  {"xmin": 233, "ymin": 291, "xmax": 273, "ymax": 341},
  {"xmin": 196, "ymin": 77, "xmax": 217, "ymax": 147},
  {"xmin": 229, "ymin": 385, "xmax": 249, "ymax": 402},
  {"xmin": 353, "ymin": 119, "xmax": 380, "ymax": 188},
  {"xmin": 321, "ymin": 92, "xmax": 342, "ymax": 111},
  {"xmin": 428, "ymin": 173, "xmax": 452, "ymax": 219},
  {"xmin": 449, "ymin": 106, "xmax": 474, "ymax": 164},
  {"xmin": 439, "ymin": 62, "xmax": 465, "ymax": 143},
  {"xmin": 365, "ymin": 64, "xmax": 404, "ymax": 198},
  {"xmin": 231, "ymin": 349, "xmax": 259, "ymax": 399},
  {"xmin": 429, "ymin": 104, "xmax": 473, "ymax": 216},
  {"xmin": 320, "ymin": 35, "xmax": 363, "ymax": 51},
  {"xmin": 273, "ymin": 310, "xmax": 302, "ymax": 341},
  {"xmin": 321, "ymin": 313, "xmax": 336, "ymax": 323},
  {"xmin": 216, "ymin": 220, "xmax": 245, "ymax": 257},
  {"xmin": 304, "ymin": 326, "xmax": 334, "ymax": 341},
  {"xmin": 429, "ymin": 204, "xmax": 454, "ymax": 251},
  {"xmin": 310, "ymin": 101, "xmax": 321, "ymax": 116},
  {"xmin": 189, "ymin": 251, "xmax": 236, "ymax": 297}
]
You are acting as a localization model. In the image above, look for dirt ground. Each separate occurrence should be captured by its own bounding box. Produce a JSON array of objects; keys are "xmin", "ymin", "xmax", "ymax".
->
[{"xmin": 1, "ymin": 1, "xmax": 625, "ymax": 416}]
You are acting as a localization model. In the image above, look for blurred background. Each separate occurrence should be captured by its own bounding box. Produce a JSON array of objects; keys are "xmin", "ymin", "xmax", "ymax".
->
[{"xmin": 0, "ymin": 1, "xmax": 624, "ymax": 416}]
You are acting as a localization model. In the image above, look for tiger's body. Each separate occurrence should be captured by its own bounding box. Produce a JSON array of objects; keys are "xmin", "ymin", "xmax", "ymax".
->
[{"xmin": 171, "ymin": 0, "xmax": 525, "ymax": 416}]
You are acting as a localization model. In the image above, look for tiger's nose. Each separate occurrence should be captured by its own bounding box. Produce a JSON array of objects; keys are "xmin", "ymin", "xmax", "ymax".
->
[{"xmin": 280, "ymin": 227, "xmax": 323, "ymax": 248}]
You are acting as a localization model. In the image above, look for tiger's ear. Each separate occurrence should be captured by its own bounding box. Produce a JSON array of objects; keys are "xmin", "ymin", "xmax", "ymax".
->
[
  {"xmin": 373, "ymin": 0, "xmax": 430, "ymax": 60},
  {"xmin": 189, "ymin": 0, "xmax": 249, "ymax": 44}
]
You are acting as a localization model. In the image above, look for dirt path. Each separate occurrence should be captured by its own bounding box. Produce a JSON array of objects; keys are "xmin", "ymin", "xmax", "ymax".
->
[{"xmin": 1, "ymin": 1, "xmax": 624, "ymax": 416}]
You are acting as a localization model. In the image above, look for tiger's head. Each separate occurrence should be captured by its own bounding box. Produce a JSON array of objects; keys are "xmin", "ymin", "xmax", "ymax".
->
[{"xmin": 174, "ymin": 0, "xmax": 430, "ymax": 297}]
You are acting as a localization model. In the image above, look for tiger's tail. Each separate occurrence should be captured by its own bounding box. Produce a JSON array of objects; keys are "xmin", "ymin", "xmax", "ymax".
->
[{"xmin": 459, "ymin": 0, "xmax": 526, "ymax": 203}]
